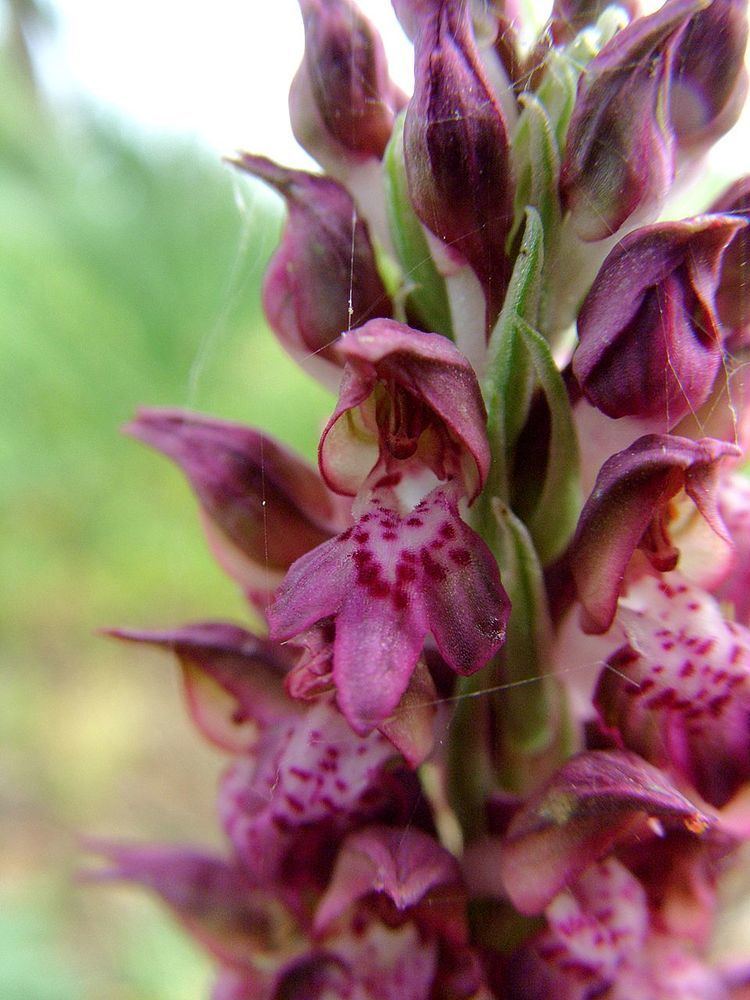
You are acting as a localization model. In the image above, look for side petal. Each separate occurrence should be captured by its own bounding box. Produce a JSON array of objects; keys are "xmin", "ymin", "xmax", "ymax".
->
[
  {"xmin": 570, "ymin": 434, "xmax": 738, "ymax": 633},
  {"xmin": 81, "ymin": 842, "xmax": 291, "ymax": 970},
  {"xmin": 105, "ymin": 622, "xmax": 296, "ymax": 752},
  {"xmin": 125, "ymin": 408, "xmax": 343, "ymax": 592}
]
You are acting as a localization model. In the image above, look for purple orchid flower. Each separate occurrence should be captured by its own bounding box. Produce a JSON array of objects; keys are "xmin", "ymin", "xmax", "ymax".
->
[
  {"xmin": 506, "ymin": 858, "xmax": 730, "ymax": 1000},
  {"xmin": 268, "ymin": 481, "xmax": 509, "ymax": 733},
  {"xmin": 573, "ymin": 216, "xmax": 745, "ymax": 425},
  {"xmin": 670, "ymin": 0, "xmax": 749, "ymax": 154},
  {"xmin": 93, "ymin": 0, "xmax": 750, "ymax": 993},
  {"xmin": 289, "ymin": 0, "xmax": 405, "ymax": 171},
  {"xmin": 595, "ymin": 574, "xmax": 750, "ymax": 808}
]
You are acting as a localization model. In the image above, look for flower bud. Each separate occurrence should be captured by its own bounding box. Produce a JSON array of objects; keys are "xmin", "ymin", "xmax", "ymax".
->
[
  {"xmin": 231, "ymin": 154, "xmax": 392, "ymax": 382},
  {"xmin": 573, "ymin": 215, "xmax": 745, "ymax": 423},
  {"xmin": 670, "ymin": 0, "xmax": 749, "ymax": 153},
  {"xmin": 709, "ymin": 176, "xmax": 750, "ymax": 349},
  {"xmin": 560, "ymin": 0, "xmax": 704, "ymax": 241},
  {"xmin": 289, "ymin": 0, "xmax": 404, "ymax": 168},
  {"xmin": 403, "ymin": 0, "xmax": 514, "ymax": 329}
]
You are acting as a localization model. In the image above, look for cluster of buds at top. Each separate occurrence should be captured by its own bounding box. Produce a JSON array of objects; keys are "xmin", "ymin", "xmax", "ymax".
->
[{"xmin": 87, "ymin": 0, "xmax": 750, "ymax": 997}]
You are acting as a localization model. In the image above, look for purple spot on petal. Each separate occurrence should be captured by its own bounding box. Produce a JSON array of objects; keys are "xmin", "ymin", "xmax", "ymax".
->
[
  {"xmin": 420, "ymin": 548, "xmax": 447, "ymax": 581},
  {"xmin": 449, "ymin": 547, "xmax": 471, "ymax": 566},
  {"xmin": 392, "ymin": 589, "xmax": 409, "ymax": 610}
]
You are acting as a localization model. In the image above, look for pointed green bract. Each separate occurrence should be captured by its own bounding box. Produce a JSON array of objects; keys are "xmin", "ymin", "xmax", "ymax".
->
[
  {"xmin": 383, "ymin": 113, "xmax": 454, "ymax": 339},
  {"xmin": 484, "ymin": 209, "xmax": 545, "ymax": 500},
  {"xmin": 516, "ymin": 318, "xmax": 581, "ymax": 565},
  {"xmin": 510, "ymin": 94, "xmax": 562, "ymax": 259}
]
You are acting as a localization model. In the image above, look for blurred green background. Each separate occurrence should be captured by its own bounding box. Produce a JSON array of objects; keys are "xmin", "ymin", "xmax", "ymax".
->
[{"xmin": 0, "ymin": 5, "xmax": 332, "ymax": 996}]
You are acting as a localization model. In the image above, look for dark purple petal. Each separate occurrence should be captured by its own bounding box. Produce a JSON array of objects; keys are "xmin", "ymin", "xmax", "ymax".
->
[
  {"xmin": 318, "ymin": 319, "xmax": 491, "ymax": 501},
  {"xmin": 106, "ymin": 622, "xmax": 296, "ymax": 752},
  {"xmin": 595, "ymin": 574, "xmax": 750, "ymax": 808},
  {"xmin": 268, "ymin": 485, "xmax": 508, "ymax": 733},
  {"xmin": 231, "ymin": 155, "xmax": 392, "ymax": 375},
  {"xmin": 82, "ymin": 842, "xmax": 290, "ymax": 969},
  {"xmin": 709, "ymin": 177, "xmax": 750, "ymax": 349},
  {"xmin": 314, "ymin": 825, "xmax": 463, "ymax": 931},
  {"xmin": 403, "ymin": 0, "xmax": 513, "ymax": 329},
  {"xmin": 499, "ymin": 749, "xmax": 712, "ymax": 914},
  {"xmin": 570, "ymin": 434, "xmax": 738, "ymax": 634},
  {"xmin": 573, "ymin": 216, "xmax": 745, "ymax": 423},
  {"xmin": 125, "ymin": 408, "xmax": 345, "ymax": 595},
  {"xmin": 670, "ymin": 0, "xmax": 749, "ymax": 152},
  {"xmin": 560, "ymin": 0, "xmax": 703, "ymax": 240},
  {"xmin": 290, "ymin": 0, "xmax": 404, "ymax": 166}
]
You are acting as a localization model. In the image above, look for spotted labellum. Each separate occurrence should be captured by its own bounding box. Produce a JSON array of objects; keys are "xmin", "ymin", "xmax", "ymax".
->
[{"xmin": 91, "ymin": 0, "xmax": 750, "ymax": 996}]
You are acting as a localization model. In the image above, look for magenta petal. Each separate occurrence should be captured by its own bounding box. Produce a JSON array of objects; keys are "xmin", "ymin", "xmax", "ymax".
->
[
  {"xmin": 499, "ymin": 749, "xmax": 712, "ymax": 914},
  {"xmin": 570, "ymin": 434, "xmax": 738, "ymax": 633},
  {"xmin": 573, "ymin": 216, "xmax": 744, "ymax": 424},
  {"xmin": 315, "ymin": 825, "xmax": 462, "ymax": 931},
  {"xmin": 319, "ymin": 319, "xmax": 490, "ymax": 501},
  {"xmin": 219, "ymin": 700, "xmax": 395, "ymax": 880},
  {"xmin": 82, "ymin": 842, "xmax": 285, "ymax": 969},
  {"xmin": 106, "ymin": 622, "xmax": 296, "ymax": 752},
  {"xmin": 334, "ymin": 582, "xmax": 429, "ymax": 734},
  {"xmin": 596, "ymin": 575, "xmax": 750, "ymax": 808},
  {"xmin": 421, "ymin": 503, "xmax": 509, "ymax": 675}
]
